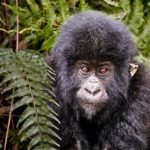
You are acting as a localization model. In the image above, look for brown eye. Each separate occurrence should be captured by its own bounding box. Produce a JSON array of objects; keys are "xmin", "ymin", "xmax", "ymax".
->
[
  {"xmin": 81, "ymin": 66, "xmax": 89, "ymax": 73},
  {"xmin": 99, "ymin": 67, "xmax": 109, "ymax": 75}
]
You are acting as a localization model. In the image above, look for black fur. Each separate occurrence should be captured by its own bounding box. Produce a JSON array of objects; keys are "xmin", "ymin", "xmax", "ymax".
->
[{"xmin": 50, "ymin": 11, "xmax": 150, "ymax": 150}]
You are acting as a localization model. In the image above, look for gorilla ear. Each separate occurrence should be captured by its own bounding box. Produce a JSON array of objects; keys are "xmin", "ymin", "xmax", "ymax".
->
[{"xmin": 129, "ymin": 63, "xmax": 138, "ymax": 77}]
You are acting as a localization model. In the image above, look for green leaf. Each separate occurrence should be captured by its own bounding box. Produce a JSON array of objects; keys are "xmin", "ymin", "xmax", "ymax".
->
[
  {"xmin": 0, "ymin": 37, "xmax": 59, "ymax": 150},
  {"xmin": 28, "ymin": 135, "xmax": 60, "ymax": 150},
  {"xmin": 12, "ymin": 96, "xmax": 33, "ymax": 110},
  {"xmin": 26, "ymin": 0, "xmax": 40, "ymax": 18},
  {"xmin": 128, "ymin": 0, "xmax": 144, "ymax": 34}
]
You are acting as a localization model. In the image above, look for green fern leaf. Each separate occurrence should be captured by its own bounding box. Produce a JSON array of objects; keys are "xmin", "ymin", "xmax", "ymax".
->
[
  {"xmin": 26, "ymin": 0, "xmax": 40, "ymax": 18},
  {"xmin": 28, "ymin": 135, "xmax": 59, "ymax": 149},
  {"xmin": 0, "ymin": 48, "xmax": 60, "ymax": 149},
  {"xmin": 128, "ymin": 0, "xmax": 144, "ymax": 34},
  {"xmin": 59, "ymin": 0, "xmax": 70, "ymax": 21},
  {"xmin": 138, "ymin": 13, "xmax": 150, "ymax": 56}
]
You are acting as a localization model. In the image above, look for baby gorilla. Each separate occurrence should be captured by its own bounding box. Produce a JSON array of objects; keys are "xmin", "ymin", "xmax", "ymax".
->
[{"xmin": 50, "ymin": 11, "xmax": 150, "ymax": 150}]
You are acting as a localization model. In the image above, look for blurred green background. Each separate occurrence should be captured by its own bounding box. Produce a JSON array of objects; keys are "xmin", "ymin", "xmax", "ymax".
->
[{"xmin": 0, "ymin": 0, "xmax": 150, "ymax": 57}]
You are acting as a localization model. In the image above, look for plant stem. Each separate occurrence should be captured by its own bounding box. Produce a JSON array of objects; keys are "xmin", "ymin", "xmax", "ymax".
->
[{"xmin": 16, "ymin": 0, "xmax": 19, "ymax": 52}]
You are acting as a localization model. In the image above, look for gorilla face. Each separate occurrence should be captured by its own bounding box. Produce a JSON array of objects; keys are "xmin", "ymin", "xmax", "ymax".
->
[{"xmin": 75, "ymin": 60, "xmax": 114, "ymax": 118}]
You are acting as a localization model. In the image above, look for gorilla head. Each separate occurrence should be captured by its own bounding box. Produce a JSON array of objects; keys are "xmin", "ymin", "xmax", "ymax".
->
[{"xmin": 51, "ymin": 11, "xmax": 138, "ymax": 119}]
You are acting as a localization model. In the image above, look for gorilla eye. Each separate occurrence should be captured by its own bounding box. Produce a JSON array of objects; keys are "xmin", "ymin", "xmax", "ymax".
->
[
  {"xmin": 99, "ymin": 67, "xmax": 109, "ymax": 75},
  {"xmin": 81, "ymin": 66, "xmax": 90, "ymax": 73}
]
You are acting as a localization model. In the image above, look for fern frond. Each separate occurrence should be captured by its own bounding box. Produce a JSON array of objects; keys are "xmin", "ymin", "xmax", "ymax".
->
[
  {"xmin": 128, "ymin": 0, "xmax": 144, "ymax": 34},
  {"xmin": 79, "ymin": 0, "xmax": 89, "ymax": 11},
  {"xmin": 26, "ymin": 0, "xmax": 40, "ymax": 18},
  {"xmin": 59, "ymin": 0, "xmax": 70, "ymax": 21},
  {"xmin": 0, "ymin": 48, "xmax": 60, "ymax": 149},
  {"xmin": 118, "ymin": 0, "xmax": 130, "ymax": 22},
  {"xmin": 138, "ymin": 13, "xmax": 150, "ymax": 56}
]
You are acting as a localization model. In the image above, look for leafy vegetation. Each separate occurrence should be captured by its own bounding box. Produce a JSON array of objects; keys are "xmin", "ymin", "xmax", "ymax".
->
[
  {"xmin": 0, "ymin": 0, "xmax": 150, "ymax": 149},
  {"xmin": 0, "ymin": 48, "xmax": 59, "ymax": 149},
  {"xmin": 1, "ymin": 0, "xmax": 149, "ymax": 56}
]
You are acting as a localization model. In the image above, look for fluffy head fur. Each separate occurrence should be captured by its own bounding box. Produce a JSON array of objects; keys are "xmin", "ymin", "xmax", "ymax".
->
[{"xmin": 52, "ymin": 11, "xmax": 137, "ymax": 65}]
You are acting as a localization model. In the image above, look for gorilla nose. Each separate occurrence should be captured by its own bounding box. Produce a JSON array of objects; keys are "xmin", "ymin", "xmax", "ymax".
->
[{"xmin": 84, "ymin": 87, "xmax": 101, "ymax": 96}]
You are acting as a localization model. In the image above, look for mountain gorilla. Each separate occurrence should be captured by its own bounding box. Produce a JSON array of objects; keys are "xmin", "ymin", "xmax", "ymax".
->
[{"xmin": 49, "ymin": 11, "xmax": 150, "ymax": 150}]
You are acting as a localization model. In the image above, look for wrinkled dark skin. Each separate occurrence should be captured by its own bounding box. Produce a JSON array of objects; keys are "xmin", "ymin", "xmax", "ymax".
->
[{"xmin": 49, "ymin": 11, "xmax": 150, "ymax": 150}]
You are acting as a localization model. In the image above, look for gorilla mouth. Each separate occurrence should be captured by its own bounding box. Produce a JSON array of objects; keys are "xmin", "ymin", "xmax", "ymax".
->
[
  {"xmin": 77, "ymin": 89, "xmax": 108, "ymax": 105},
  {"xmin": 80, "ymin": 98, "xmax": 107, "ymax": 107},
  {"xmin": 79, "ymin": 100, "xmax": 106, "ymax": 119},
  {"xmin": 77, "ymin": 90, "xmax": 108, "ymax": 119}
]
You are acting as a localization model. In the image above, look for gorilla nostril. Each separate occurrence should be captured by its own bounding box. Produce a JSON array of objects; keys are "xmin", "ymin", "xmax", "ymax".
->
[
  {"xmin": 93, "ymin": 89, "xmax": 101, "ymax": 95},
  {"xmin": 84, "ymin": 88, "xmax": 92, "ymax": 94},
  {"xmin": 84, "ymin": 88, "xmax": 101, "ymax": 96}
]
